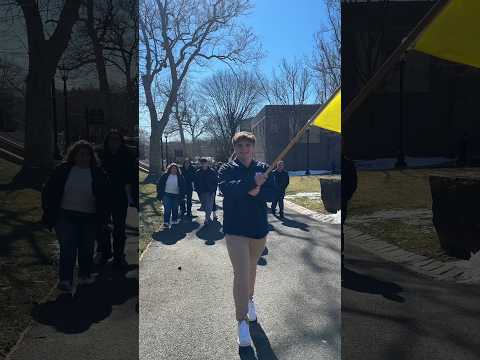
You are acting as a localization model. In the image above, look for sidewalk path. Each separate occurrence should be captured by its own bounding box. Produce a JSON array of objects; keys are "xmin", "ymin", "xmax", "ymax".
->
[
  {"xmin": 342, "ymin": 238, "xmax": 480, "ymax": 360},
  {"xmin": 8, "ymin": 208, "xmax": 139, "ymax": 360},
  {"xmin": 140, "ymin": 195, "xmax": 341, "ymax": 360}
]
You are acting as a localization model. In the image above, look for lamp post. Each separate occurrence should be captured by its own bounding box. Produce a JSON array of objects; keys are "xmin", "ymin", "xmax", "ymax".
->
[
  {"xmin": 305, "ymin": 127, "xmax": 311, "ymax": 175},
  {"xmin": 51, "ymin": 78, "xmax": 61, "ymax": 159},
  {"xmin": 60, "ymin": 63, "xmax": 70, "ymax": 151},
  {"xmin": 395, "ymin": 56, "xmax": 407, "ymax": 168},
  {"xmin": 160, "ymin": 136, "xmax": 164, "ymax": 170},
  {"xmin": 165, "ymin": 134, "xmax": 169, "ymax": 165}
]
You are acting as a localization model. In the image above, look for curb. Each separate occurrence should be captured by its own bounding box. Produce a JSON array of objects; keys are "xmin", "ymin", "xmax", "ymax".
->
[
  {"xmin": 344, "ymin": 225, "xmax": 473, "ymax": 283},
  {"xmin": 283, "ymin": 199, "xmax": 341, "ymax": 225}
]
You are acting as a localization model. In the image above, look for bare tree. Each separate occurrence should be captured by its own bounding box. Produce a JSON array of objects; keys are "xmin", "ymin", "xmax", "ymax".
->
[
  {"xmin": 311, "ymin": 0, "xmax": 341, "ymax": 103},
  {"xmin": 257, "ymin": 57, "xmax": 314, "ymax": 138},
  {"xmin": 183, "ymin": 97, "xmax": 208, "ymax": 146},
  {"xmin": 203, "ymin": 70, "xmax": 261, "ymax": 160},
  {"xmin": 16, "ymin": 0, "xmax": 82, "ymax": 169},
  {"xmin": 140, "ymin": 0, "xmax": 261, "ymax": 176},
  {"xmin": 0, "ymin": 58, "xmax": 24, "ymax": 97}
]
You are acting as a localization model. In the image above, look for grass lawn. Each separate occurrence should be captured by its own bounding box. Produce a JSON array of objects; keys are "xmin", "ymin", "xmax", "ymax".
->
[
  {"xmin": 0, "ymin": 159, "xmax": 58, "ymax": 357},
  {"xmin": 347, "ymin": 168, "xmax": 477, "ymax": 262},
  {"xmin": 285, "ymin": 175, "xmax": 328, "ymax": 214},
  {"xmin": 139, "ymin": 171, "xmax": 162, "ymax": 257}
]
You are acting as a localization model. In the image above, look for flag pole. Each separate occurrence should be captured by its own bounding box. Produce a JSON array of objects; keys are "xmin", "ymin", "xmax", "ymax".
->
[
  {"xmin": 342, "ymin": 0, "xmax": 451, "ymax": 125},
  {"xmin": 264, "ymin": 87, "xmax": 341, "ymax": 176}
]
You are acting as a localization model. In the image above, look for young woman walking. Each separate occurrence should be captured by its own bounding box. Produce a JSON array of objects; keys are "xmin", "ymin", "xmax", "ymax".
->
[
  {"xmin": 218, "ymin": 132, "xmax": 277, "ymax": 347},
  {"xmin": 42, "ymin": 140, "xmax": 109, "ymax": 292},
  {"xmin": 157, "ymin": 163, "xmax": 186, "ymax": 229}
]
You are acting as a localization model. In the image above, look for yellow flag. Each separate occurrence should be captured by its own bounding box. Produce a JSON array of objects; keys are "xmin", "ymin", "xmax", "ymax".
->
[
  {"xmin": 312, "ymin": 90, "xmax": 341, "ymax": 133},
  {"xmin": 414, "ymin": 0, "xmax": 480, "ymax": 69}
]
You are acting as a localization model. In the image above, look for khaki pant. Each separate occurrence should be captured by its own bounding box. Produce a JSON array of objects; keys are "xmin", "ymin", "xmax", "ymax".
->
[{"xmin": 225, "ymin": 234, "xmax": 267, "ymax": 321}]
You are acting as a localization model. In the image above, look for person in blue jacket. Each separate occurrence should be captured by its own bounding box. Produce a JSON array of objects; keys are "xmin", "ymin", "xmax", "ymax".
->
[{"xmin": 218, "ymin": 131, "xmax": 277, "ymax": 347}]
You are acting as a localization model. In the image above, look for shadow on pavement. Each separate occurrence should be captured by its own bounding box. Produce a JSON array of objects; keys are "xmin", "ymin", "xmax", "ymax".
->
[
  {"xmin": 152, "ymin": 220, "xmax": 199, "ymax": 245},
  {"xmin": 31, "ymin": 265, "xmax": 138, "ymax": 334},
  {"xmin": 277, "ymin": 216, "xmax": 309, "ymax": 232},
  {"xmin": 239, "ymin": 346, "xmax": 258, "ymax": 360},
  {"xmin": 195, "ymin": 220, "xmax": 224, "ymax": 245},
  {"xmin": 342, "ymin": 266, "xmax": 405, "ymax": 302},
  {"xmin": 250, "ymin": 321, "xmax": 279, "ymax": 360}
]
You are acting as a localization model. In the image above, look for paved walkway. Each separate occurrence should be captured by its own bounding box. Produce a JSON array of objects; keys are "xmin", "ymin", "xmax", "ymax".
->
[
  {"xmin": 140, "ymin": 195, "xmax": 341, "ymax": 360},
  {"xmin": 343, "ymin": 236, "xmax": 480, "ymax": 360},
  {"xmin": 7, "ymin": 208, "xmax": 139, "ymax": 360}
]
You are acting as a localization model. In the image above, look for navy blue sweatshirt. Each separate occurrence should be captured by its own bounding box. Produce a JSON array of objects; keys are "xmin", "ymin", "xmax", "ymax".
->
[{"xmin": 219, "ymin": 159, "xmax": 278, "ymax": 239}]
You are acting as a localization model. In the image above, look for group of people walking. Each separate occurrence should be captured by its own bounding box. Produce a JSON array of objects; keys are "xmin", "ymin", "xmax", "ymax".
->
[
  {"xmin": 41, "ymin": 130, "xmax": 137, "ymax": 292},
  {"xmin": 156, "ymin": 158, "xmax": 220, "ymax": 228}
]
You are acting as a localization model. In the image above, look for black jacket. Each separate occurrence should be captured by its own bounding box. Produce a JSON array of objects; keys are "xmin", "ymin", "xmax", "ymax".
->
[
  {"xmin": 41, "ymin": 163, "xmax": 109, "ymax": 228},
  {"xmin": 156, "ymin": 173, "xmax": 186, "ymax": 200},
  {"xmin": 272, "ymin": 170, "xmax": 290, "ymax": 192},
  {"xmin": 181, "ymin": 165, "xmax": 196, "ymax": 191},
  {"xmin": 194, "ymin": 168, "xmax": 218, "ymax": 194},
  {"xmin": 219, "ymin": 159, "xmax": 278, "ymax": 239},
  {"xmin": 96, "ymin": 146, "xmax": 137, "ymax": 199}
]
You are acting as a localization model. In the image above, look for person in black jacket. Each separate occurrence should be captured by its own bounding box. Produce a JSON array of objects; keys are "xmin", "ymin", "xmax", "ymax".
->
[
  {"xmin": 42, "ymin": 140, "xmax": 109, "ymax": 292},
  {"xmin": 194, "ymin": 159, "xmax": 218, "ymax": 226},
  {"xmin": 95, "ymin": 130, "xmax": 136, "ymax": 269},
  {"xmin": 179, "ymin": 159, "xmax": 195, "ymax": 218},
  {"xmin": 271, "ymin": 160, "xmax": 289, "ymax": 218},
  {"xmin": 157, "ymin": 163, "xmax": 186, "ymax": 229},
  {"xmin": 218, "ymin": 131, "xmax": 277, "ymax": 347}
]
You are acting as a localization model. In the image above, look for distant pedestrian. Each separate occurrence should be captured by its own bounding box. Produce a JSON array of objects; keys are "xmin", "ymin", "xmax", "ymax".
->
[
  {"xmin": 271, "ymin": 160, "xmax": 289, "ymax": 218},
  {"xmin": 194, "ymin": 159, "xmax": 218, "ymax": 225},
  {"xmin": 179, "ymin": 159, "xmax": 195, "ymax": 218},
  {"xmin": 42, "ymin": 140, "xmax": 109, "ymax": 292},
  {"xmin": 219, "ymin": 131, "xmax": 277, "ymax": 347},
  {"xmin": 95, "ymin": 130, "xmax": 136, "ymax": 269},
  {"xmin": 157, "ymin": 163, "xmax": 186, "ymax": 229}
]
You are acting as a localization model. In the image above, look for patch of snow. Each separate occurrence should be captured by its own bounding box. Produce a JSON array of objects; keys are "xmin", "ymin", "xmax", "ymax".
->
[
  {"xmin": 452, "ymin": 251, "xmax": 480, "ymax": 283},
  {"xmin": 288, "ymin": 170, "xmax": 333, "ymax": 176},
  {"xmin": 349, "ymin": 209, "xmax": 433, "ymax": 226},
  {"xmin": 354, "ymin": 157, "xmax": 455, "ymax": 170},
  {"xmin": 285, "ymin": 192, "xmax": 322, "ymax": 199}
]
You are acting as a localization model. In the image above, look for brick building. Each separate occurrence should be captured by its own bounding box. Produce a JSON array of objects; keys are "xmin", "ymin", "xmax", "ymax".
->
[{"xmin": 251, "ymin": 104, "xmax": 340, "ymax": 171}]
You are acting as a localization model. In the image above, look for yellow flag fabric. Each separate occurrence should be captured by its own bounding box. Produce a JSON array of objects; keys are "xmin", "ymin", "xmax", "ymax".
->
[
  {"xmin": 414, "ymin": 0, "xmax": 480, "ymax": 69},
  {"xmin": 312, "ymin": 90, "xmax": 341, "ymax": 133}
]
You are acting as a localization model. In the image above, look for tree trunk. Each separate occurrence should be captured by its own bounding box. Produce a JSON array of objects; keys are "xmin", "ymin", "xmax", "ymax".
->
[
  {"xmin": 24, "ymin": 70, "xmax": 54, "ymax": 169},
  {"xmin": 149, "ymin": 128, "xmax": 162, "ymax": 177},
  {"xmin": 87, "ymin": 0, "xmax": 113, "ymax": 128},
  {"xmin": 143, "ymin": 75, "xmax": 161, "ymax": 176}
]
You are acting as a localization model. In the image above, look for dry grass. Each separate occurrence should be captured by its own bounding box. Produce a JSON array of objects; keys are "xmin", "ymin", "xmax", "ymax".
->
[
  {"xmin": 139, "ymin": 172, "xmax": 162, "ymax": 257},
  {"xmin": 0, "ymin": 158, "xmax": 58, "ymax": 356},
  {"xmin": 285, "ymin": 175, "xmax": 328, "ymax": 214},
  {"xmin": 285, "ymin": 175, "xmax": 321, "ymax": 195},
  {"xmin": 347, "ymin": 168, "xmax": 479, "ymax": 261}
]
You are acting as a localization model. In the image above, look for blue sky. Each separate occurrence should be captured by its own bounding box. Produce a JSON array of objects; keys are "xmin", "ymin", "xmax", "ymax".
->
[
  {"xmin": 244, "ymin": 0, "xmax": 326, "ymax": 73},
  {"xmin": 140, "ymin": 0, "xmax": 329, "ymax": 133}
]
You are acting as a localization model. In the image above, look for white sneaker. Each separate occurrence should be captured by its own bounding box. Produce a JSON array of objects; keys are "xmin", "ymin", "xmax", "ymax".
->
[
  {"xmin": 237, "ymin": 319, "xmax": 252, "ymax": 347},
  {"xmin": 78, "ymin": 275, "xmax": 95, "ymax": 285},
  {"xmin": 163, "ymin": 222, "xmax": 170, "ymax": 229},
  {"xmin": 247, "ymin": 298, "xmax": 257, "ymax": 322}
]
